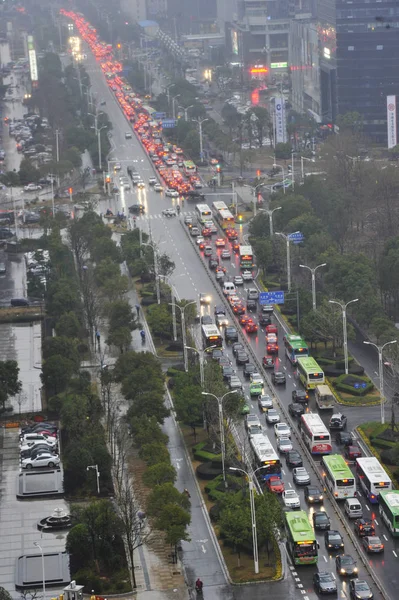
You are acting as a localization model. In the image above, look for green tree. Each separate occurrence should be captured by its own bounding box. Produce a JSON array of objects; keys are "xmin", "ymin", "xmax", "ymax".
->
[
  {"xmin": 146, "ymin": 303, "xmax": 173, "ymax": 339},
  {"xmin": 219, "ymin": 496, "xmax": 251, "ymax": 566},
  {"xmin": 183, "ymin": 130, "xmax": 200, "ymax": 160},
  {"xmin": 274, "ymin": 142, "xmax": 292, "ymax": 159},
  {"xmin": 300, "ymin": 300, "xmax": 355, "ymax": 353},
  {"xmin": 146, "ymin": 483, "xmax": 190, "ymax": 518},
  {"xmin": 0, "ymin": 171, "xmax": 20, "ymax": 187},
  {"xmin": 0, "ymin": 588, "xmax": 13, "ymax": 600},
  {"xmin": 43, "ymin": 337, "xmax": 81, "ymax": 370},
  {"xmin": 61, "ymin": 394, "xmax": 89, "ymax": 439},
  {"xmin": 18, "ymin": 158, "xmax": 40, "ymax": 185},
  {"xmin": 154, "ymin": 503, "xmax": 191, "ymax": 549},
  {"xmin": 0, "ymin": 360, "xmax": 22, "ymax": 410},
  {"xmin": 142, "ymin": 462, "xmax": 177, "ymax": 487},
  {"xmin": 55, "ymin": 312, "xmax": 81, "ymax": 339},
  {"xmin": 336, "ymin": 111, "xmax": 363, "ymax": 133},
  {"xmin": 250, "ymin": 106, "xmax": 271, "ymax": 148},
  {"xmin": 91, "ymin": 237, "xmax": 121, "ymax": 264},
  {"xmin": 107, "ymin": 326, "xmax": 132, "ymax": 354},
  {"xmin": 174, "ymin": 382, "xmax": 203, "ymax": 433},
  {"xmin": 64, "ymin": 146, "xmax": 83, "ymax": 168},
  {"xmin": 47, "ymin": 279, "xmax": 81, "ymax": 317},
  {"xmin": 41, "ymin": 357, "xmax": 77, "ymax": 397},
  {"xmin": 158, "ymin": 252, "xmax": 175, "ymax": 278},
  {"xmin": 130, "ymin": 415, "xmax": 168, "ymax": 448},
  {"xmin": 139, "ymin": 442, "xmax": 170, "ymax": 466}
]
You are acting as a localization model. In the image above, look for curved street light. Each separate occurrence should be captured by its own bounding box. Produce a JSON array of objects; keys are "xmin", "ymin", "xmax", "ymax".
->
[
  {"xmin": 364, "ymin": 339, "xmax": 397, "ymax": 424},
  {"xmin": 328, "ymin": 299, "xmax": 359, "ymax": 375},
  {"xmin": 299, "ymin": 263, "xmax": 327, "ymax": 310}
]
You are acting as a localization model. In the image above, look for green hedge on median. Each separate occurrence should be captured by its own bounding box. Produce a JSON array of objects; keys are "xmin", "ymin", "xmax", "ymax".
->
[{"xmin": 333, "ymin": 373, "xmax": 374, "ymax": 397}]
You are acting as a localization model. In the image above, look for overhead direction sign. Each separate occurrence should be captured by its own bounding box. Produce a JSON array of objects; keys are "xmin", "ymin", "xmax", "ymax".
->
[{"xmin": 259, "ymin": 291, "xmax": 285, "ymax": 305}]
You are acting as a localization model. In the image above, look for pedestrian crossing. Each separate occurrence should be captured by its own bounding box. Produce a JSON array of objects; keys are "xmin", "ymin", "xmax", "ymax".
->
[{"xmin": 132, "ymin": 210, "xmax": 196, "ymax": 221}]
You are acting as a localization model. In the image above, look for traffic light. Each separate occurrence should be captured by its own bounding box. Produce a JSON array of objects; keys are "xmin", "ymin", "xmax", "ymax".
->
[
  {"xmin": 216, "ymin": 164, "xmax": 221, "ymax": 173},
  {"xmin": 68, "ymin": 187, "xmax": 73, "ymax": 195},
  {"xmin": 237, "ymin": 214, "xmax": 243, "ymax": 222},
  {"xmin": 105, "ymin": 174, "xmax": 111, "ymax": 183},
  {"xmin": 256, "ymin": 169, "xmax": 261, "ymax": 177},
  {"xmin": 117, "ymin": 43, "xmax": 121, "ymax": 49}
]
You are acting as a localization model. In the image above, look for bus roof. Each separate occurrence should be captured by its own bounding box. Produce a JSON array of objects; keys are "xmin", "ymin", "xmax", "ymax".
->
[
  {"xmin": 285, "ymin": 334, "xmax": 305, "ymax": 343},
  {"xmin": 250, "ymin": 434, "xmax": 279, "ymax": 463},
  {"xmin": 202, "ymin": 324, "xmax": 221, "ymax": 337},
  {"xmin": 239, "ymin": 245, "xmax": 253, "ymax": 255},
  {"xmin": 212, "ymin": 201, "xmax": 228, "ymax": 211},
  {"xmin": 183, "ymin": 160, "xmax": 196, "ymax": 166},
  {"xmin": 196, "ymin": 203, "xmax": 211, "ymax": 213},
  {"xmin": 297, "ymin": 356, "xmax": 323, "ymax": 373},
  {"xmin": 285, "ymin": 511, "xmax": 315, "ymax": 542},
  {"xmin": 380, "ymin": 491, "xmax": 399, "ymax": 515},
  {"xmin": 323, "ymin": 455, "xmax": 354, "ymax": 479},
  {"xmin": 315, "ymin": 384, "xmax": 333, "ymax": 396},
  {"xmin": 301, "ymin": 413, "xmax": 329, "ymax": 435},
  {"xmin": 219, "ymin": 209, "xmax": 234, "ymax": 219},
  {"xmin": 356, "ymin": 457, "xmax": 391, "ymax": 483}
]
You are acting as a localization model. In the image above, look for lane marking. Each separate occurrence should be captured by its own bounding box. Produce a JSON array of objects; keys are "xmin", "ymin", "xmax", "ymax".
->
[
  {"xmin": 393, "ymin": 550, "xmax": 398, "ymax": 557},
  {"xmin": 374, "ymin": 519, "xmax": 379, "ymax": 525},
  {"xmin": 383, "ymin": 534, "xmax": 388, "ymax": 541},
  {"xmin": 322, "ymin": 555, "xmax": 328, "ymax": 562}
]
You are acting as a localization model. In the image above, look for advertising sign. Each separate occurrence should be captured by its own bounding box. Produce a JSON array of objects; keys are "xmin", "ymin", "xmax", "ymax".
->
[
  {"xmin": 275, "ymin": 97, "xmax": 286, "ymax": 143},
  {"xmin": 387, "ymin": 95, "xmax": 397, "ymax": 149},
  {"xmin": 27, "ymin": 35, "xmax": 38, "ymax": 82}
]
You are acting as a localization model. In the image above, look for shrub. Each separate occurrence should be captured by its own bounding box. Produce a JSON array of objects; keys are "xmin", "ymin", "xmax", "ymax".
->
[
  {"xmin": 196, "ymin": 461, "xmax": 223, "ymax": 480},
  {"xmin": 193, "ymin": 441, "xmax": 222, "ymax": 462},
  {"xmin": 205, "ymin": 475, "xmax": 241, "ymax": 501},
  {"xmin": 333, "ymin": 373, "xmax": 374, "ymax": 397}
]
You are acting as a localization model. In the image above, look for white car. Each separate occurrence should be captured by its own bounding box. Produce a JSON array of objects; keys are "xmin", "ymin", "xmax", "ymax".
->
[
  {"xmin": 242, "ymin": 270, "xmax": 253, "ymax": 281},
  {"xmin": 136, "ymin": 180, "xmax": 145, "ymax": 188},
  {"xmin": 20, "ymin": 433, "xmax": 57, "ymax": 447},
  {"xmin": 23, "ymin": 183, "xmax": 42, "ymax": 192},
  {"xmin": 162, "ymin": 208, "xmax": 177, "ymax": 217},
  {"xmin": 234, "ymin": 275, "xmax": 244, "ymax": 286},
  {"xmin": 293, "ymin": 467, "xmax": 311, "ymax": 485},
  {"xmin": 148, "ymin": 176, "xmax": 157, "ymax": 185},
  {"xmin": 250, "ymin": 372, "xmax": 263, "ymax": 386},
  {"xmin": 20, "ymin": 440, "xmax": 57, "ymax": 454},
  {"xmin": 229, "ymin": 376, "xmax": 243, "ymax": 390},
  {"xmin": 282, "ymin": 489, "xmax": 301, "ymax": 509},
  {"xmin": 258, "ymin": 394, "xmax": 273, "ymax": 411},
  {"xmin": 266, "ymin": 408, "xmax": 280, "ymax": 424},
  {"xmin": 196, "ymin": 236, "xmax": 205, "ymax": 245},
  {"xmin": 113, "ymin": 163, "xmax": 122, "ymax": 171},
  {"xmin": 22, "ymin": 453, "xmax": 60, "ymax": 470},
  {"xmin": 154, "ymin": 183, "xmax": 163, "ymax": 192},
  {"xmin": 277, "ymin": 437, "xmax": 293, "ymax": 453},
  {"xmin": 274, "ymin": 422, "xmax": 292, "ymax": 438},
  {"xmin": 165, "ymin": 188, "xmax": 179, "ymax": 197},
  {"xmin": 245, "ymin": 414, "xmax": 261, "ymax": 430},
  {"xmin": 125, "ymin": 132, "xmax": 132, "ymax": 139}
]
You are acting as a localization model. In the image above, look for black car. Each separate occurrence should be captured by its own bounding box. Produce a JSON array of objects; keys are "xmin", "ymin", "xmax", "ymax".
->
[
  {"xmin": 329, "ymin": 413, "xmax": 347, "ymax": 430},
  {"xmin": 286, "ymin": 450, "xmax": 303, "ymax": 468},
  {"xmin": 243, "ymin": 363, "xmax": 256, "ymax": 377},
  {"xmin": 313, "ymin": 572, "xmax": 337, "ymax": 595},
  {"xmin": 354, "ymin": 518, "xmax": 375, "ymax": 538},
  {"xmin": 259, "ymin": 312, "xmax": 272, "ymax": 327},
  {"xmin": 288, "ymin": 403, "xmax": 305, "ymax": 417},
  {"xmin": 211, "ymin": 349, "xmax": 224, "ymax": 361},
  {"xmin": 128, "ymin": 204, "xmax": 145, "ymax": 214},
  {"xmin": 209, "ymin": 258, "xmax": 219, "ymax": 270},
  {"xmin": 349, "ymin": 579, "xmax": 374, "ymax": 599},
  {"xmin": 186, "ymin": 190, "xmax": 205, "ymax": 199},
  {"xmin": 272, "ymin": 371, "xmax": 286, "ymax": 385},
  {"xmin": 22, "ymin": 422, "xmax": 57, "ymax": 434},
  {"xmin": 236, "ymin": 351, "xmax": 249, "ymax": 365},
  {"xmin": 0, "ymin": 228, "xmax": 13, "ymax": 239},
  {"xmin": 304, "ymin": 485, "xmax": 324, "ymax": 504},
  {"xmin": 214, "ymin": 304, "xmax": 226, "ymax": 316},
  {"xmin": 222, "ymin": 366, "xmax": 235, "ymax": 380},
  {"xmin": 292, "ymin": 389, "xmax": 309, "ymax": 403},
  {"xmin": 232, "ymin": 342, "xmax": 244, "ymax": 357},
  {"xmin": 218, "ymin": 356, "xmax": 231, "ymax": 367},
  {"xmin": 336, "ymin": 431, "xmax": 352, "ymax": 446},
  {"xmin": 201, "ymin": 315, "xmax": 213, "ymax": 325},
  {"xmin": 336, "ymin": 554, "xmax": 358, "ymax": 577},
  {"xmin": 20, "ymin": 444, "xmax": 58, "ymax": 460},
  {"xmin": 225, "ymin": 327, "xmax": 238, "ymax": 342},
  {"xmin": 247, "ymin": 299, "xmax": 257, "ymax": 312},
  {"xmin": 325, "ymin": 530, "xmax": 345, "ymax": 551},
  {"xmin": 313, "ymin": 511, "xmax": 331, "ymax": 531}
]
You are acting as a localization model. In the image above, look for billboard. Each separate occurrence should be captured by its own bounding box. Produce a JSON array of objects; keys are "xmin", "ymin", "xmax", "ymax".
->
[
  {"xmin": 231, "ymin": 30, "xmax": 238, "ymax": 55},
  {"xmin": 27, "ymin": 35, "xmax": 38, "ymax": 83},
  {"xmin": 274, "ymin": 97, "xmax": 286, "ymax": 144},
  {"xmin": 387, "ymin": 95, "xmax": 397, "ymax": 149}
]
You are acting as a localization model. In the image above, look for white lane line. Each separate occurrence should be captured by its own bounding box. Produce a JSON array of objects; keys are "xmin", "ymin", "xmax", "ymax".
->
[
  {"xmin": 323, "ymin": 555, "xmax": 328, "ymax": 562},
  {"xmin": 288, "ymin": 374, "xmax": 292, "ymax": 379},
  {"xmin": 365, "ymin": 504, "xmax": 370, "ymax": 511},
  {"xmin": 393, "ymin": 550, "xmax": 398, "ymax": 557},
  {"xmin": 383, "ymin": 534, "xmax": 388, "ymax": 541},
  {"xmin": 374, "ymin": 519, "xmax": 378, "ymax": 525},
  {"xmin": 288, "ymin": 481, "xmax": 292, "ymax": 488},
  {"xmin": 295, "ymin": 577, "xmax": 300, "ymax": 582},
  {"xmin": 282, "ymin": 469, "xmax": 286, "ymax": 476},
  {"xmin": 292, "ymin": 571, "xmax": 297, "ymax": 575}
]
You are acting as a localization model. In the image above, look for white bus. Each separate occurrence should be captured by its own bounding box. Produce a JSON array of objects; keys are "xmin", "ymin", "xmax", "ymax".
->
[
  {"xmin": 356, "ymin": 457, "xmax": 392, "ymax": 504},
  {"xmin": 195, "ymin": 203, "xmax": 212, "ymax": 225},
  {"xmin": 250, "ymin": 433, "xmax": 281, "ymax": 482},
  {"xmin": 201, "ymin": 324, "xmax": 223, "ymax": 351},
  {"xmin": 300, "ymin": 413, "xmax": 332, "ymax": 455},
  {"xmin": 315, "ymin": 384, "xmax": 335, "ymax": 410},
  {"xmin": 322, "ymin": 454, "xmax": 356, "ymax": 500}
]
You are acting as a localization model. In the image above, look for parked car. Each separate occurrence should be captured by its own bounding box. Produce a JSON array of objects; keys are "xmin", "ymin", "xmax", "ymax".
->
[
  {"xmin": 22, "ymin": 453, "xmax": 60, "ymax": 469},
  {"xmin": 24, "ymin": 183, "xmax": 42, "ymax": 192}
]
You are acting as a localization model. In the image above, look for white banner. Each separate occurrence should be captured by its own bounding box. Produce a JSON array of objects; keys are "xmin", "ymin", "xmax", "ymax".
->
[
  {"xmin": 28, "ymin": 48, "xmax": 38, "ymax": 82},
  {"xmin": 275, "ymin": 97, "xmax": 286, "ymax": 144},
  {"xmin": 387, "ymin": 95, "xmax": 397, "ymax": 149}
]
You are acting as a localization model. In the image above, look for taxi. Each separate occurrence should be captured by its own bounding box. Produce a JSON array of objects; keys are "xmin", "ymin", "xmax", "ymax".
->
[{"xmin": 215, "ymin": 238, "xmax": 226, "ymax": 247}]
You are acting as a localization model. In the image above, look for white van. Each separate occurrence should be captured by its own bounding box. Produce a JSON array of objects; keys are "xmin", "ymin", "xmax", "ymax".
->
[
  {"xmin": 223, "ymin": 282, "xmax": 236, "ymax": 296},
  {"xmin": 344, "ymin": 497, "xmax": 363, "ymax": 518}
]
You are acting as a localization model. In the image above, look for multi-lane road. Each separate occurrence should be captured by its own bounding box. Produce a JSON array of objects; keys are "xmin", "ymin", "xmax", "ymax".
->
[{"xmin": 81, "ymin": 45, "xmax": 399, "ymax": 600}]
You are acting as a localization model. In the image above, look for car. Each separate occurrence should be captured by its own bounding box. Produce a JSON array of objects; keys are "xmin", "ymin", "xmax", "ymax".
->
[
  {"xmin": 336, "ymin": 431, "xmax": 353, "ymax": 445},
  {"xmin": 191, "ymin": 227, "xmax": 200, "ymax": 237},
  {"xmin": 266, "ymin": 408, "xmax": 280, "ymax": 424},
  {"xmin": 225, "ymin": 326, "xmax": 238, "ymax": 342},
  {"xmin": 245, "ymin": 414, "xmax": 261, "ymax": 430},
  {"xmin": 250, "ymin": 381, "xmax": 263, "ymax": 396},
  {"xmin": 329, "ymin": 413, "xmax": 347, "ymax": 430},
  {"xmin": 313, "ymin": 572, "xmax": 337, "ymax": 595},
  {"xmin": 215, "ymin": 270, "xmax": 224, "ymax": 282},
  {"xmin": 232, "ymin": 342, "xmax": 244, "ymax": 356},
  {"xmin": 184, "ymin": 215, "xmax": 193, "ymax": 225},
  {"xmin": 202, "ymin": 227, "xmax": 212, "ymax": 238},
  {"xmin": 211, "ymin": 349, "xmax": 224, "ymax": 361},
  {"xmin": 292, "ymin": 389, "xmax": 309, "ymax": 403},
  {"xmin": 247, "ymin": 299, "xmax": 257, "ymax": 312},
  {"xmin": 250, "ymin": 372, "xmax": 263, "ymax": 385},
  {"xmin": 272, "ymin": 371, "xmax": 286, "ymax": 385},
  {"xmin": 21, "ymin": 453, "xmax": 60, "ymax": 469},
  {"xmin": 215, "ymin": 238, "xmax": 226, "ymax": 247},
  {"xmin": 0, "ymin": 262, "xmax": 6, "ymax": 275},
  {"xmin": 204, "ymin": 246, "xmax": 213, "ymax": 257},
  {"xmin": 242, "ymin": 270, "xmax": 253, "ymax": 281},
  {"xmin": 221, "ymin": 249, "xmax": 231, "ymax": 259},
  {"xmin": 209, "ymin": 258, "xmax": 219, "ymax": 269},
  {"xmin": 282, "ymin": 489, "xmax": 300, "ymax": 509},
  {"xmin": 162, "ymin": 208, "xmax": 177, "ymax": 217},
  {"xmin": 232, "ymin": 303, "xmax": 245, "ymax": 315},
  {"xmin": 336, "ymin": 554, "xmax": 358, "ymax": 577},
  {"xmin": 241, "ymin": 401, "xmax": 251, "ymax": 415},
  {"xmin": 313, "ymin": 511, "xmax": 331, "ymax": 530},
  {"xmin": 286, "ymin": 450, "xmax": 303, "ymax": 468},
  {"xmin": 274, "ymin": 422, "xmax": 291, "ymax": 438},
  {"xmin": 201, "ymin": 315, "xmax": 213, "ymax": 325},
  {"xmin": 288, "ymin": 403, "xmax": 305, "ymax": 418},
  {"xmin": 259, "ymin": 312, "xmax": 272, "ymax": 327},
  {"xmin": 258, "ymin": 394, "xmax": 273, "ymax": 411},
  {"xmin": 218, "ymin": 356, "xmax": 231, "ymax": 367},
  {"xmin": 229, "ymin": 376, "xmax": 243, "ymax": 390},
  {"xmin": 243, "ymin": 363, "xmax": 256, "ymax": 377},
  {"xmin": 199, "ymin": 293, "xmax": 211, "ymax": 305},
  {"xmin": 266, "ymin": 333, "xmax": 277, "ymax": 344},
  {"xmin": 247, "ymin": 288, "xmax": 259, "ymax": 300},
  {"xmin": 349, "ymin": 579, "xmax": 374, "ymax": 599},
  {"xmin": 148, "ymin": 176, "xmax": 157, "ymax": 185},
  {"xmin": 236, "ymin": 351, "xmax": 249, "ymax": 365},
  {"xmin": 304, "ymin": 485, "xmax": 324, "ymax": 503},
  {"xmin": 362, "ymin": 536, "xmax": 384, "ymax": 553},
  {"xmin": 267, "ymin": 342, "xmax": 279, "ymax": 355},
  {"xmin": 222, "ymin": 366, "xmax": 235, "ymax": 380},
  {"xmin": 325, "ymin": 530, "xmax": 345, "ymax": 551},
  {"xmin": 239, "ymin": 314, "xmax": 252, "ymax": 327},
  {"xmin": 234, "ymin": 275, "xmax": 244, "ymax": 286},
  {"xmin": 345, "ymin": 445, "xmax": 362, "ymax": 460},
  {"xmin": 354, "ymin": 518, "xmax": 375, "ymax": 537},
  {"xmin": 165, "ymin": 188, "xmax": 179, "ymax": 197},
  {"xmin": 23, "ymin": 183, "xmax": 42, "ymax": 192},
  {"xmin": 266, "ymin": 476, "xmax": 285, "ymax": 494},
  {"xmin": 129, "ymin": 204, "xmax": 145, "ymax": 214},
  {"xmin": 262, "ymin": 355, "xmax": 275, "ymax": 369},
  {"xmin": 136, "ymin": 180, "xmax": 146, "ymax": 188},
  {"xmin": 196, "ymin": 236, "xmax": 205, "ymax": 246},
  {"xmin": 277, "ymin": 437, "xmax": 293, "ymax": 453},
  {"xmin": 216, "ymin": 314, "xmax": 229, "ymax": 328},
  {"xmin": 293, "ymin": 466, "xmax": 311, "ymax": 485},
  {"xmin": 154, "ymin": 183, "xmax": 163, "ymax": 192},
  {"xmin": 20, "ymin": 433, "xmax": 56, "ymax": 447},
  {"xmin": 125, "ymin": 131, "xmax": 132, "ymax": 139},
  {"xmin": 246, "ymin": 321, "xmax": 258, "ymax": 334}
]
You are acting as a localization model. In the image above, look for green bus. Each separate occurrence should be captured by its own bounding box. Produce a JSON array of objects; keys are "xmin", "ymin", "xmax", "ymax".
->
[
  {"xmin": 284, "ymin": 334, "xmax": 309, "ymax": 364},
  {"xmin": 285, "ymin": 511, "xmax": 318, "ymax": 565},
  {"xmin": 322, "ymin": 454, "xmax": 356, "ymax": 499},
  {"xmin": 296, "ymin": 356, "xmax": 325, "ymax": 390},
  {"xmin": 379, "ymin": 490, "xmax": 399, "ymax": 536}
]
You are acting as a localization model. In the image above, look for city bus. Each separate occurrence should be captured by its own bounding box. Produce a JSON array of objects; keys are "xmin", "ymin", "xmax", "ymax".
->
[
  {"xmin": 212, "ymin": 201, "xmax": 236, "ymax": 230},
  {"xmin": 322, "ymin": 454, "xmax": 356, "ymax": 500},
  {"xmin": 195, "ymin": 203, "xmax": 212, "ymax": 224},
  {"xmin": 201, "ymin": 324, "xmax": 223, "ymax": 351},
  {"xmin": 315, "ymin": 384, "xmax": 335, "ymax": 410},
  {"xmin": 250, "ymin": 433, "xmax": 281, "ymax": 481},
  {"xmin": 379, "ymin": 490, "xmax": 399, "ymax": 536},
  {"xmin": 300, "ymin": 413, "xmax": 332, "ymax": 454},
  {"xmin": 239, "ymin": 245, "xmax": 255, "ymax": 269},
  {"xmin": 183, "ymin": 160, "xmax": 197, "ymax": 176},
  {"xmin": 296, "ymin": 356, "xmax": 325, "ymax": 390},
  {"xmin": 284, "ymin": 334, "xmax": 309, "ymax": 364},
  {"xmin": 356, "ymin": 457, "xmax": 392, "ymax": 503},
  {"xmin": 285, "ymin": 511, "xmax": 318, "ymax": 565}
]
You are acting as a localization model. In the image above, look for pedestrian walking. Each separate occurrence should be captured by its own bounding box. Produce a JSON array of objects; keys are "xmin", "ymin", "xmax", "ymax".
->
[
  {"xmin": 95, "ymin": 330, "xmax": 101, "ymax": 351},
  {"xmin": 135, "ymin": 304, "xmax": 140, "ymax": 317}
]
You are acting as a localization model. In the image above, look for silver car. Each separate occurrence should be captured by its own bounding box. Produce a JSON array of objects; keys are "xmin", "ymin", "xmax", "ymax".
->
[
  {"xmin": 293, "ymin": 467, "xmax": 311, "ymax": 485},
  {"xmin": 229, "ymin": 376, "xmax": 243, "ymax": 390},
  {"xmin": 258, "ymin": 394, "xmax": 273, "ymax": 412},
  {"xmin": 277, "ymin": 437, "xmax": 293, "ymax": 453},
  {"xmin": 266, "ymin": 408, "xmax": 280, "ymax": 424}
]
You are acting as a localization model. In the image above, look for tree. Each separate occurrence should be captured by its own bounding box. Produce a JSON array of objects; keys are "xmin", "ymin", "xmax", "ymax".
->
[
  {"xmin": 61, "ymin": 394, "xmax": 89, "ymax": 440},
  {"xmin": 18, "ymin": 158, "xmax": 40, "ymax": 185},
  {"xmin": 336, "ymin": 111, "xmax": 363, "ymax": 134},
  {"xmin": 146, "ymin": 483, "xmax": 190, "ymax": 518},
  {"xmin": 91, "ymin": 237, "xmax": 122, "ymax": 264},
  {"xmin": 158, "ymin": 252, "xmax": 175, "ymax": 278},
  {"xmin": 47, "ymin": 279, "xmax": 81, "ymax": 317},
  {"xmin": 0, "ymin": 171, "xmax": 20, "ymax": 187},
  {"xmin": 63, "ymin": 146, "xmax": 83, "ymax": 168},
  {"xmin": 183, "ymin": 130, "xmax": 200, "ymax": 160},
  {"xmin": 55, "ymin": 312, "xmax": 81, "ymax": 339},
  {"xmin": 154, "ymin": 503, "xmax": 191, "ymax": 551},
  {"xmin": 173, "ymin": 382, "xmax": 203, "ymax": 434},
  {"xmin": 300, "ymin": 300, "xmax": 355, "ymax": 353},
  {"xmin": 146, "ymin": 303, "xmax": 173, "ymax": 339},
  {"xmin": 108, "ymin": 300, "xmax": 137, "ymax": 333},
  {"xmin": 0, "ymin": 360, "xmax": 22, "ymax": 409},
  {"xmin": 219, "ymin": 496, "xmax": 251, "ymax": 566},
  {"xmin": 250, "ymin": 106, "xmax": 271, "ymax": 148},
  {"xmin": 274, "ymin": 142, "xmax": 292, "ymax": 159},
  {"xmin": 142, "ymin": 462, "xmax": 177, "ymax": 487},
  {"xmin": 43, "ymin": 337, "xmax": 81, "ymax": 370},
  {"xmin": 139, "ymin": 442, "xmax": 170, "ymax": 466},
  {"xmin": 0, "ymin": 588, "xmax": 12, "ymax": 600},
  {"xmin": 107, "ymin": 326, "xmax": 132, "ymax": 354},
  {"xmin": 41, "ymin": 356, "xmax": 77, "ymax": 397}
]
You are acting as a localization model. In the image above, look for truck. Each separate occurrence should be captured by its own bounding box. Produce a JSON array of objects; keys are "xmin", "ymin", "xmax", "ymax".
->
[{"xmin": 315, "ymin": 384, "xmax": 335, "ymax": 410}]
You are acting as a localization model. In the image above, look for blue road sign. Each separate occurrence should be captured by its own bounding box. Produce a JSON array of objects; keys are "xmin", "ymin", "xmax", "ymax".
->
[
  {"xmin": 161, "ymin": 119, "xmax": 177, "ymax": 129},
  {"xmin": 154, "ymin": 112, "xmax": 166, "ymax": 119},
  {"xmin": 259, "ymin": 291, "xmax": 285, "ymax": 305},
  {"xmin": 288, "ymin": 231, "xmax": 304, "ymax": 244}
]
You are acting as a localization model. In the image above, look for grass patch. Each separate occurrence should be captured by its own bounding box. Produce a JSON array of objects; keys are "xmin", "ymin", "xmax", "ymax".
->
[
  {"xmin": 193, "ymin": 441, "xmax": 222, "ymax": 462},
  {"xmin": 332, "ymin": 386, "xmax": 380, "ymax": 406},
  {"xmin": 333, "ymin": 373, "xmax": 374, "ymax": 397}
]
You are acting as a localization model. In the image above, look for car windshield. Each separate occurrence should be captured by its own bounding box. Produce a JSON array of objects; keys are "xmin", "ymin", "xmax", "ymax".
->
[
  {"xmin": 340, "ymin": 556, "xmax": 354, "ymax": 565},
  {"xmin": 329, "ymin": 534, "xmax": 341, "ymax": 541},
  {"xmin": 355, "ymin": 582, "xmax": 369, "ymax": 591},
  {"xmin": 316, "ymin": 513, "xmax": 328, "ymax": 521},
  {"xmin": 286, "ymin": 490, "xmax": 296, "ymax": 497},
  {"xmin": 319, "ymin": 573, "xmax": 334, "ymax": 582},
  {"xmin": 269, "ymin": 410, "xmax": 278, "ymax": 415}
]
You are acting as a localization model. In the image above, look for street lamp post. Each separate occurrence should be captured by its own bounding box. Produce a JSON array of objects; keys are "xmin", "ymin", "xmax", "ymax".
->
[
  {"xmin": 273, "ymin": 163, "xmax": 285, "ymax": 194},
  {"xmin": 229, "ymin": 467, "xmax": 259, "ymax": 574},
  {"xmin": 291, "ymin": 150, "xmax": 295, "ymax": 191},
  {"xmin": 276, "ymin": 231, "xmax": 298, "ymax": 292},
  {"xmin": 87, "ymin": 464, "xmax": 100, "ymax": 494},
  {"xmin": 142, "ymin": 242, "xmax": 160, "ymax": 304},
  {"xmin": 165, "ymin": 83, "xmax": 175, "ymax": 104},
  {"xmin": 364, "ymin": 339, "xmax": 397, "ymax": 424},
  {"xmin": 251, "ymin": 183, "xmax": 265, "ymax": 217},
  {"xmin": 329, "ymin": 299, "xmax": 359, "ymax": 375},
  {"xmin": 172, "ymin": 94, "xmax": 180, "ymax": 119},
  {"xmin": 192, "ymin": 117, "xmax": 209, "ymax": 161},
  {"xmin": 300, "ymin": 156, "xmax": 315, "ymax": 180},
  {"xmin": 299, "ymin": 263, "xmax": 327, "ymax": 310},
  {"xmin": 202, "ymin": 391, "xmax": 238, "ymax": 485},
  {"xmin": 178, "ymin": 104, "xmax": 194, "ymax": 120},
  {"xmin": 94, "ymin": 125, "xmax": 107, "ymax": 170},
  {"xmin": 173, "ymin": 301, "xmax": 197, "ymax": 371},
  {"xmin": 34, "ymin": 541, "xmax": 46, "ymax": 600},
  {"xmin": 264, "ymin": 206, "xmax": 282, "ymax": 236}
]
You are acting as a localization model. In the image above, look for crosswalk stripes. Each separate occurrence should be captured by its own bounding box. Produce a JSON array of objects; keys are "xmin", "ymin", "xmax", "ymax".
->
[{"xmin": 134, "ymin": 210, "xmax": 196, "ymax": 221}]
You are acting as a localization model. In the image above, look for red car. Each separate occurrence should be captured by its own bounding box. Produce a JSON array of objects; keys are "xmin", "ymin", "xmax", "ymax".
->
[
  {"xmin": 246, "ymin": 322, "xmax": 258, "ymax": 334},
  {"xmin": 198, "ymin": 241, "xmax": 206, "ymax": 250},
  {"xmin": 267, "ymin": 342, "xmax": 279, "ymax": 355},
  {"xmin": 215, "ymin": 238, "xmax": 226, "ymax": 247},
  {"xmin": 239, "ymin": 314, "xmax": 252, "ymax": 326},
  {"xmin": 233, "ymin": 303, "xmax": 246, "ymax": 315},
  {"xmin": 226, "ymin": 228, "xmax": 238, "ymax": 240},
  {"xmin": 232, "ymin": 242, "xmax": 240, "ymax": 253},
  {"xmin": 266, "ymin": 324, "xmax": 278, "ymax": 335},
  {"xmin": 345, "ymin": 445, "xmax": 362, "ymax": 460},
  {"xmin": 215, "ymin": 265, "xmax": 227, "ymax": 274},
  {"xmin": 262, "ymin": 355, "xmax": 275, "ymax": 368},
  {"xmin": 202, "ymin": 228, "xmax": 212, "ymax": 237},
  {"xmin": 266, "ymin": 476, "xmax": 285, "ymax": 494}
]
